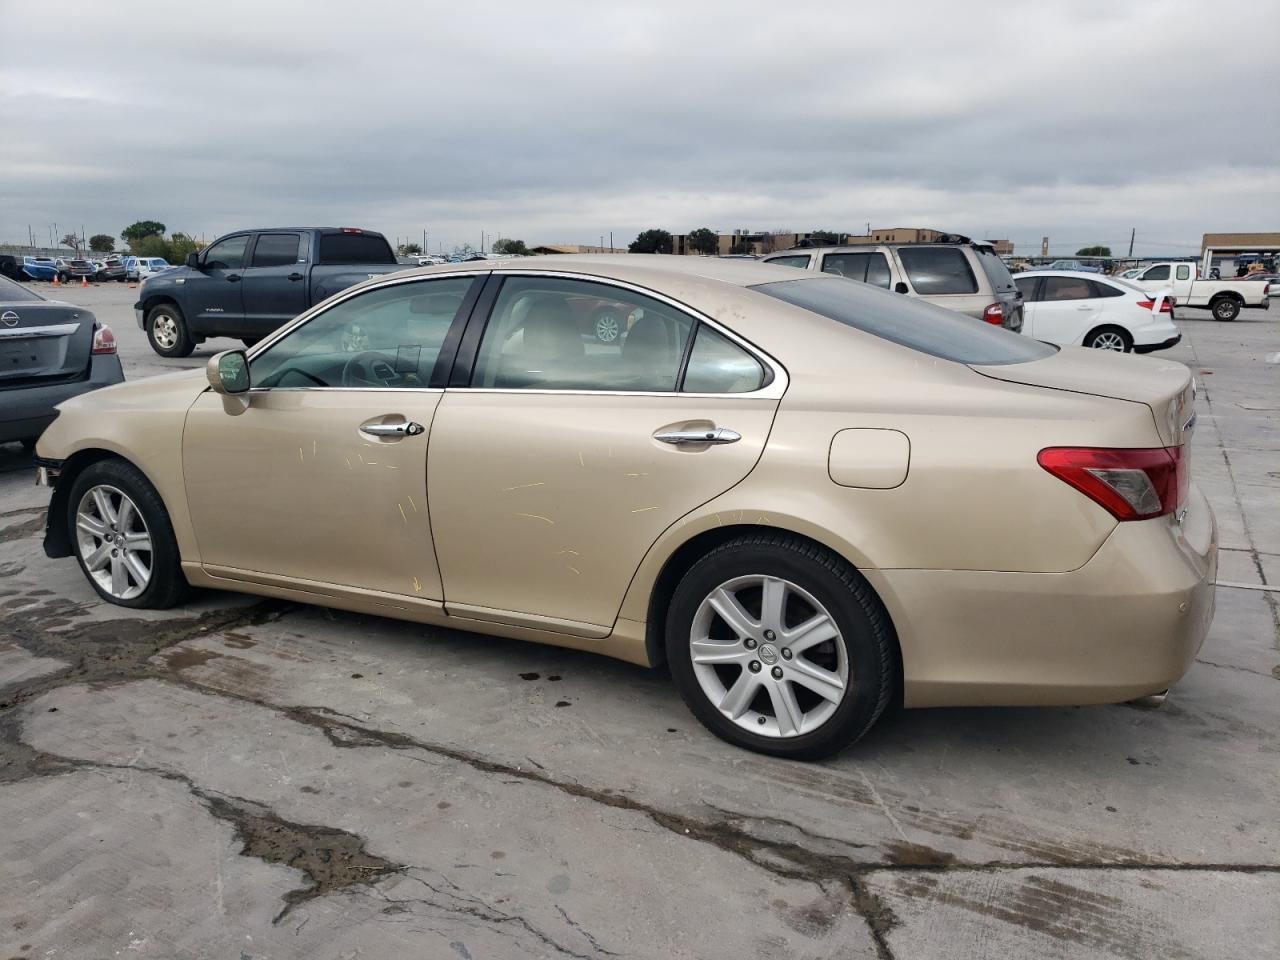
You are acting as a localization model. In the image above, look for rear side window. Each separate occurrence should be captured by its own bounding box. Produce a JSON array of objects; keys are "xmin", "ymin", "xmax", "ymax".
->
[
  {"xmin": 317, "ymin": 233, "xmax": 396, "ymax": 264},
  {"xmin": 1088, "ymin": 280, "xmax": 1125, "ymax": 299},
  {"xmin": 820, "ymin": 253, "xmax": 892, "ymax": 289},
  {"xmin": 897, "ymin": 247, "xmax": 979, "ymax": 295},
  {"xmin": 1175, "ymin": 264, "xmax": 1191, "ymax": 280},
  {"xmin": 974, "ymin": 248, "xmax": 1015, "ymax": 292},
  {"xmin": 1043, "ymin": 277, "xmax": 1092, "ymax": 301},
  {"xmin": 682, "ymin": 326, "xmax": 765, "ymax": 393},
  {"xmin": 252, "ymin": 233, "xmax": 301, "ymax": 267},
  {"xmin": 752, "ymin": 277, "xmax": 1055, "ymax": 365},
  {"xmin": 765, "ymin": 255, "xmax": 811, "ymax": 269}
]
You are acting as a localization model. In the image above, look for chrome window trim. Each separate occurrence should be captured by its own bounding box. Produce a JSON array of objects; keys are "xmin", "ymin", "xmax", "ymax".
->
[{"xmin": 244, "ymin": 267, "xmax": 788, "ymax": 400}]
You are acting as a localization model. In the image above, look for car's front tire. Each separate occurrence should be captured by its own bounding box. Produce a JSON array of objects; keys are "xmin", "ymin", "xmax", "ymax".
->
[
  {"xmin": 67, "ymin": 459, "xmax": 189, "ymax": 609},
  {"xmin": 665, "ymin": 534, "xmax": 896, "ymax": 759},
  {"xmin": 1210, "ymin": 296, "xmax": 1240, "ymax": 321},
  {"xmin": 146, "ymin": 303, "xmax": 195, "ymax": 358}
]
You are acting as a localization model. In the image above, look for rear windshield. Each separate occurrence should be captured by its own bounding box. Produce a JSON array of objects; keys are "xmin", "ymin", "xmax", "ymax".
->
[
  {"xmin": 0, "ymin": 275, "xmax": 45, "ymax": 302},
  {"xmin": 317, "ymin": 233, "xmax": 395, "ymax": 265},
  {"xmin": 752, "ymin": 277, "xmax": 1056, "ymax": 365},
  {"xmin": 974, "ymin": 248, "xmax": 1015, "ymax": 292}
]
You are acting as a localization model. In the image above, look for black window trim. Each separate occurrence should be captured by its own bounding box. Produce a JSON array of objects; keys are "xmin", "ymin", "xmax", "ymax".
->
[{"xmin": 447, "ymin": 271, "xmax": 783, "ymax": 397}]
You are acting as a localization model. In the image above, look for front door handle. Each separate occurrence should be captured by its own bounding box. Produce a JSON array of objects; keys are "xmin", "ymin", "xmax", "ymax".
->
[
  {"xmin": 287, "ymin": 272, "xmax": 304, "ymax": 282},
  {"xmin": 654, "ymin": 427, "xmax": 741, "ymax": 445},
  {"xmin": 360, "ymin": 419, "xmax": 425, "ymax": 439},
  {"xmin": 226, "ymin": 274, "xmax": 242, "ymax": 283}
]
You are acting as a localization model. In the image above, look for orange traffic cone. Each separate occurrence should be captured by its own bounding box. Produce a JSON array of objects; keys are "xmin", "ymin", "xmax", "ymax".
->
[
  {"xmin": 81, "ymin": 275, "xmax": 89, "ymax": 288},
  {"xmin": 51, "ymin": 274, "xmax": 60, "ymax": 287}
]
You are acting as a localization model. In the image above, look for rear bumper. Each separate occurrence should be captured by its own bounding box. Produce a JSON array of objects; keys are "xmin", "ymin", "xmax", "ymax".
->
[
  {"xmin": 0, "ymin": 354, "xmax": 125, "ymax": 443},
  {"xmin": 1135, "ymin": 334, "xmax": 1181, "ymax": 354},
  {"xmin": 870, "ymin": 485, "xmax": 1217, "ymax": 708}
]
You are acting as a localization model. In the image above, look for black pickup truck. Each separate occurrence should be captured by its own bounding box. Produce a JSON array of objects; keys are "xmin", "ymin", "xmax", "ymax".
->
[{"xmin": 134, "ymin": 227, "xmax": 405, "ymax": 357}]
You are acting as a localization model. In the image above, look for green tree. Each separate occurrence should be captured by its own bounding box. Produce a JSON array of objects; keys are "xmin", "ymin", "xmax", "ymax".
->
[
  {"xmin": 686, "ymin": 227, "xmax": 718, "ymax": 256},
  {"xmin": 168, "ymin": 232, "xmax": 199, "ymax": 264},
  {"xmin": 1076, "ymin": 245, "xmax": 1111, "ymax": 257},
  {"xmin": 628, "ymin": 229, "xmax": 673, "ymax": 254},
  {"xmin": 89, "ymin": 234, "xmax": 116, "ymax": 253},
  {"xmin": 492, "ymin": 238, "xmax": 530, "ymax": 256},
  {"xmin": 397, "ymin": 242, "xmax": 423, "ymax": 256},
  {"xmin": 133, "ymin": 234, "xmax": 172, "ymax": 260},
  {"xmin": 122, "ymin": 220, "xmax": 167, "ymax": 250}
]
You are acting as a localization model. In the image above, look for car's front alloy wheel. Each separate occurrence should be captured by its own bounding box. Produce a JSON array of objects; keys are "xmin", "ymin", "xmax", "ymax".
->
[{"xmin": 666, "ymin": 534, "xmax": 896, "ymax": 759}]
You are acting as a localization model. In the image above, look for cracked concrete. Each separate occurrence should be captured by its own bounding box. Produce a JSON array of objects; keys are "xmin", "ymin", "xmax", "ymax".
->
[{"xmin": 0, "ymin": 293, "xmax": 1278, "ymax": 959}]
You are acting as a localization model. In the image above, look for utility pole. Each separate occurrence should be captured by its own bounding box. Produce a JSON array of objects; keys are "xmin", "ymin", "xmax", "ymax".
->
[
  {"xmin": 1128, "ymin": 228, "xmax": 1135, "ymax": 258},
  {"xmin": 609, "ymin": 231, "xmax": 613, "ymax": 252}
]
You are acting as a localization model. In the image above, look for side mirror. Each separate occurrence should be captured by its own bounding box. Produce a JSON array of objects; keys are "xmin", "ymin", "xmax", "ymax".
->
[
  {"xmin": 207, "ymin": 349, "xmax": 250, "ymax": 395},
  {"xmin": 894, "ymin": 282, "xmax": 909, "ymax": 294},
  {"xmin": 186, "ymin": 252, "xmax": 201, "ymax": 268}
]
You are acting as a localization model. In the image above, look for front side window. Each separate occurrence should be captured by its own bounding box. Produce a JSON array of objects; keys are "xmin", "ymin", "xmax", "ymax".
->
[
  {"xmin": 252, "ymin": 233, "xmax": 301, "ymax": 267},
  {"xmin": 1043, "ymin": 277, "xmax": 1092, "ymax": 301},
  {"xmin": 820, "ymin": 253, "xmax": 892, "ymax": 289},
  {"xmin": 1175, "ymin": 264, "xmax": 1191, "ymax": 280},
  {"xmin": 472, "ymin": 277, "xmax": 693, "ymax": 391},
  {"xmin": 765, "ymin": 255, "xmax": 812, "ymax": 269},
  {"xmin": 897, "ymin": 247, "xmax": 979, "ymax": 295},
  {"xmin": 1143, "ymin": 264, "xmax": 1170, "ymax": 281},
  {"xmin": 203, "ymin": 235, "xmax": 250, "ymax": 270},
  {"xmin": 249, "ymin": 276, "xmax": 477, "ymax": 389}
]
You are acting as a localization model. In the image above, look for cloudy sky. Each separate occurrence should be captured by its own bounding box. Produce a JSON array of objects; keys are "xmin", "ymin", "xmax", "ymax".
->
[{"xmin": 3, "ymin": 0, "xmax": 1277, "ymax": 256}]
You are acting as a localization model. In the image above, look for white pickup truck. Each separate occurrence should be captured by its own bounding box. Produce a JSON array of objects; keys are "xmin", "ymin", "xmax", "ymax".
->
[{"xmin": 1129, "ymin": 262, "xmax": 1270, "ymax": 321}]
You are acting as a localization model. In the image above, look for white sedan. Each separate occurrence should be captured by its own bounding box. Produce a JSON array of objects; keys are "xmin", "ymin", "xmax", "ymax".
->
[{"xmin": 1013, "ymin": 271, "xmax": 1181, "ymax": 353}]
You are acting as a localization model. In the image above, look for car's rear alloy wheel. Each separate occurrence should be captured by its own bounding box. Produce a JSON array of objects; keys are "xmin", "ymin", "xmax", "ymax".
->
[
  {"xmin": 68, "ymin": 459, "xmax": 190, "ymax": 608},
  {"xmin": 666, "ymin": 534, "xmax": 896, "ymax": 759},
  {"xmin": 593, "ymin": 309, "xmax": 622, "ymax": 343},
  {"xmin": 75, "ymin": 484, "xmax": 152, "ymax": 601},
  {"xmin": 1085, "ymin": 327, "xmax": 1131, "ymax": 351}
]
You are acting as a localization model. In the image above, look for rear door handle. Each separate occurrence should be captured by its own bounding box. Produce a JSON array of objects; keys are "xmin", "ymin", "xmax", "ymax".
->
[
  {"xmin": 360, "ymin": 419, "xmax": 425, "ymax": 439},
  {"xmin": 654, "ymin": 427, "xmax": 741, "ymax": 445},
  {"xmin": 226, "ymin": 274, "xmax": 242, "ymax": 283}
]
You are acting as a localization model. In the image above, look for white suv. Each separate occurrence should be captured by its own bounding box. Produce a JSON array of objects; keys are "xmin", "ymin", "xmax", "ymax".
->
[{"xmin": 761, "ymin": 237, "xmax": 1023, "ymax": 331}]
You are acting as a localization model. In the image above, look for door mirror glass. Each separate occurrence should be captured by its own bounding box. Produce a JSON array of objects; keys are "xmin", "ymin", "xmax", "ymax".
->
[
  {"xmin": 186, "ymin": 252, "xmax": 200, "ymax": 268},
  {"xmin": 207, "ymin": 349, "xmax": 250, "ymax": 394}
]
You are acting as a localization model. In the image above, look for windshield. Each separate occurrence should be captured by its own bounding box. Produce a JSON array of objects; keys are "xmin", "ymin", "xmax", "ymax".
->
[{"xmin": 752, "ymin": 276, "xmax": 1056, "ymax": 365}]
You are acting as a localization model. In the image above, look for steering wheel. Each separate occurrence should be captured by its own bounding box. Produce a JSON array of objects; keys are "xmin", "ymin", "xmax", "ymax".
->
[{"xmin": 341, "ymin": 351, "xmax": 400, "ymax": 388}]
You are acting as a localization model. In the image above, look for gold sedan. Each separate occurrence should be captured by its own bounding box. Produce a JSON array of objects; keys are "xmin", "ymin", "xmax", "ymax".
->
[{"xmin": 35, "ymin": 257, "xmax": 1217, "ymax": 758}]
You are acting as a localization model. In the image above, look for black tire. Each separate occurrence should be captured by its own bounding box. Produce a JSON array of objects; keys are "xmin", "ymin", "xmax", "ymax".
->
[
  {"xmin": 592, "ymin": 307, "xmax": 624, "ymax": 344},
  {"xmin": 146, "ymin": 302, "xmax": 195, "ymax": 358},
  {"xmin": 1210, "ymin": 296, "xmax": 1240, "ymax": 322},
  {"xmin": 66, "ymin": 458, "xmax": 189, "ymax": 609},
  {"xmin": 665, "ymin": 534, "xmax": 896, "ymax": 759},
  {"xmin": 1083, "ymin": 325, "xmax": 1133, "ymax": 352}
]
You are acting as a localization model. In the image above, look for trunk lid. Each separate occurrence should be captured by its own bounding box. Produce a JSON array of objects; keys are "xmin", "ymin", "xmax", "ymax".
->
[
  {"xmin": 0, "ymin": 299, "xmax": 94, "ymax": 387},
  {"xmin": 970, "ymin": 347, "xmax": 1194, "ymax": 447}
]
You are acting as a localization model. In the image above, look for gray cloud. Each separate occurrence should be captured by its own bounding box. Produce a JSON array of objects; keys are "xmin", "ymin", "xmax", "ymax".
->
[{"xmin": 2, "ymin": 0, "xmax": 1276, "ymax": 255}]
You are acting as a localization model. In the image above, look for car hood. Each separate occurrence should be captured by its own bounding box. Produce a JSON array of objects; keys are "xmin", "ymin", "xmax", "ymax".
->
[{"xmin": 971, "ymin": 347, "xmax": 1194, "ymax": 446}]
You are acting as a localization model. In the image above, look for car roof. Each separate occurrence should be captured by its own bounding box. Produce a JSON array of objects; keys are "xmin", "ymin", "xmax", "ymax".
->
[
  {"xmin": 395, "ymin": 254, "xmax": 810, "ymax": 288},
  {"xmin": 1014, "ymin": 270, "xmax": 1113, "ymax": 279}
]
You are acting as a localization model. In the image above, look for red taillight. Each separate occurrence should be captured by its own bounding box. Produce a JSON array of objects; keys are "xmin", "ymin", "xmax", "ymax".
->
[
  {"xmin": 982, "ymin": 302, "xmax": 1004, "ymax": 325},
  {"xmin": 91, "ymin": 323, "xmax": 117, "ymax": 355},
  {"xmin": 340, "ymin": 227, "xmax": 364, "ymax": 234},
  {"xmin": 1038, "ymin": 446, "xmax": 1185, "ymax": 521},
  {"xmin": 1136, "ymin": 299, "xmax": 1174, "ymax": 313}
]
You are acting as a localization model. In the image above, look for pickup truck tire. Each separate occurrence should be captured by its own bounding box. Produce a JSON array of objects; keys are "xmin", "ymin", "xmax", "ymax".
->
[
  {"xmin": 1210, "ymin": 296, "xmax": 1240, "ymax": 322},
  {"xmin": 1084, "ymin": 325, "xmax": 1133, "ymax": 352},
  {"xmin": 146, "ymin": 303, "xmax": 195, "ymax": 358}
]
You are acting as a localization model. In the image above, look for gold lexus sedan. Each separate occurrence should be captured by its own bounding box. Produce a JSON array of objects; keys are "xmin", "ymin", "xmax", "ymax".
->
[{"xmin": 34, "ymin": 256, "xmax": 1217, "ymax": 758}]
